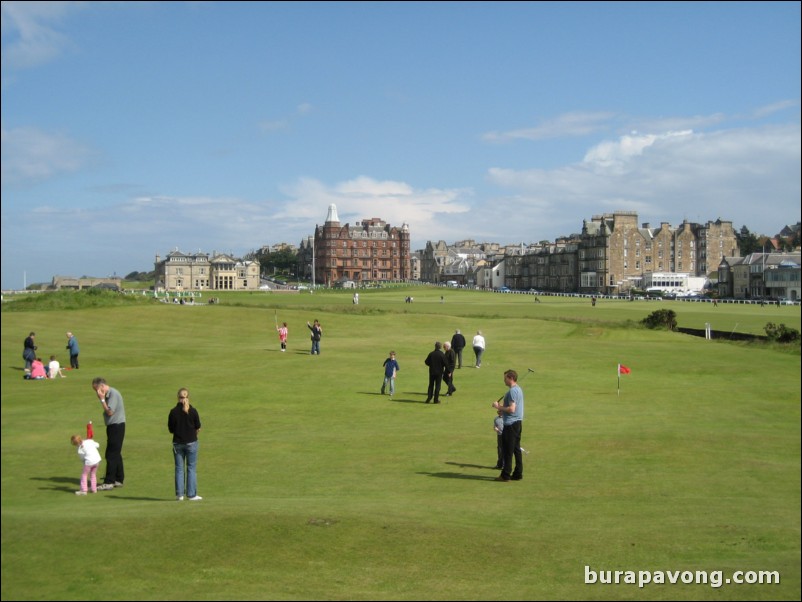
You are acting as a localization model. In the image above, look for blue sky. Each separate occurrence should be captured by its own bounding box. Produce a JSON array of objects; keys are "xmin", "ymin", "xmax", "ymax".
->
[{"xmin": 2, "ymin": 1, "xmax": 799, "ymax": 290}]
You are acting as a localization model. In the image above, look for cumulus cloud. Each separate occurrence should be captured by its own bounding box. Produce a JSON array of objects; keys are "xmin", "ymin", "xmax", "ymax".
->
[
  {"xmin": 485, "ymin": 122, "xmax": 800, "ymax": 239},
  {"xmin": 276, "ymin": 176, "xmax": 472, "ymax": 244}
]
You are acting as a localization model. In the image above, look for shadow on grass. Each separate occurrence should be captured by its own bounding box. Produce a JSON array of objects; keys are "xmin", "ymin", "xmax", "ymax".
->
[
  {"xmin": 31, "ymin": 475, "xmax": 79, "ymax": 493},
  {"xmin": 445, "ymin": 461, "xmax": 496, "ymax": 470},
  {"xmin": 30, "ymin": 476, "xmax": 163, "ymax": 500},
  {"xmin": 418, "ymin": 471, "xmax": 497, "ymax": 481},
  {"xmin": 106, "ymin": 495, "xmax": 170, "ymax": 501},
  {"xmin": 359, "ymin": 390, "xmax": 431, "ymax": 403}
]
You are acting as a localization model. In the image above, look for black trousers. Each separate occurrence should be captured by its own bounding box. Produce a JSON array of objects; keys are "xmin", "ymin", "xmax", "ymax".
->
[
  {"xmin": 104, "ymin": 422, "xmax": 126, "ymax": 484},
  {"xmin": 500, "ymin": 421, "xmax": 522, "ymax": 479},
  {"xmin": 427, "ymin": 374, "xmax": 443, "ymax": 401},
  {"xmin": 444, "ymin": 371, "xmax": 455, "ymax": 394}
]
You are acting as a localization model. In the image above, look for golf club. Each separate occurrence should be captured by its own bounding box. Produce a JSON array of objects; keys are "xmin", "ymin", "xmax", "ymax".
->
[{"xmin": 492, "ymin": 367, "xmax": 534, "ymax": 404}]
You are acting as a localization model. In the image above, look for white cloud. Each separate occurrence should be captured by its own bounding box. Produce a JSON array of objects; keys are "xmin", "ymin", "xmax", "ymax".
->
[
  {"xmin": 1, "ymin": 125, "xmax": 91, "ymax": 185},
  {"xmin": 482, "ymin": 111, "xmax": 616, "ymax": 142},
  {"xmin": 258, "ymin": 102, "xmax": 313, "ymax": 134},
  {"xmin": 1, "ymin": 176, "xmax": 475, "ymax": 286},
  {"xmin": 486, "ymin": 123, "xmax": 801, "ymax": 238},
  {"xmin": 0, "ymin": 1, "xmax": 85, "ymax": 70},
  {"xmin": 277, "ymin": 176, "xmax": 472, "ymax": 244},
  {"xmin": 752, "ymin": 99, "xmax": 799, "ymax": 119}
]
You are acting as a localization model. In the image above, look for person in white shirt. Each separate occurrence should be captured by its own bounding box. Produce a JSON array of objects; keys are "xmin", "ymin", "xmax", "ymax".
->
[
  {"xmin": 48, "ymin": 355, "xmax": 66, "ymax": 378},
  {"xmin": 71, "ymin": 435, "xmax": 101, "ymax": 494},
  {"xmin": 472, "ymin": 331, "xmax": 486, "ymax": 368}
]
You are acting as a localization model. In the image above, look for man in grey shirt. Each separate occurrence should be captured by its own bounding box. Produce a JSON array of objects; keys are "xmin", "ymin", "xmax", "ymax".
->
[{"xmin": 92, "ymin": 378, "xmax": 126, "ymax": 490}]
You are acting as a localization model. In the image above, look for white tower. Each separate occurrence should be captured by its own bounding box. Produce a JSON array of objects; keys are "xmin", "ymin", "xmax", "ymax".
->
[{"xmin": 326, "ymin": 204, "xmax": 340, "ymax": 223}]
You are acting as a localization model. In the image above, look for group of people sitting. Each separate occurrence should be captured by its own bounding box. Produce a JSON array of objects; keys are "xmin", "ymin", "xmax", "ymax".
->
[{"xmin": 25, "ymin": 355, "xmax": 67, "ymax": 380}]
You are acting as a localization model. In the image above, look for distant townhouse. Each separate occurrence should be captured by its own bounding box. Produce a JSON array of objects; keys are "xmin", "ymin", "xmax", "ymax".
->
[
  {"xmin": 421, "ymin": 239, "xmax": 497, "ymax": 285},
  {"xmin": 718, "ymin": 252, "xmax": 800, "ymax": 300},
  {"xmin": 154, "ymin": 250, "xmax": 260, "ymax": 292},
  {"xmin": 424, "ymin": 211, "xmax": 740, "ymax": 295}
]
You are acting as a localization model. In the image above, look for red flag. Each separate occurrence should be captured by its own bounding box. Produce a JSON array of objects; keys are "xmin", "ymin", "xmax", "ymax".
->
[{"xmin": 618, "ymin": 364, "xmax": 631, "ymax": 375}]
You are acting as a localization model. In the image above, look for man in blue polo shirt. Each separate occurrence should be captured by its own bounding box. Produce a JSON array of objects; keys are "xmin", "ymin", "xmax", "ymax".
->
[{"xmin": 491, "ymin": 369, "xmax": 524, "ymax": 482}]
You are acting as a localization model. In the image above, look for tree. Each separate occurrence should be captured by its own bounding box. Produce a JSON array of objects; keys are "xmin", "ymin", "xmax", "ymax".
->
[
  {"xmin": 248, "ymin": 247, "xmax": 299, "ymax": 277},
  {"xmin": 737, "ymin": 226, "xmax": 760, "ymax": 256}
]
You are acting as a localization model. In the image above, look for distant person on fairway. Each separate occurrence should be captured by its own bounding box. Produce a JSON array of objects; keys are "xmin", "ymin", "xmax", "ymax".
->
[
  {"xmin": 92, "ymin": 377, "xmax": 126, "ymax": 490},
  {"xmin": 450, "ymin": 329, "xmax": 466, "ymax": 369},
  {"xmin": 66, "ymin": 331, "xmax": 80, "ymax": 369},
  {"xmin": 472, "ymin": 330, "xmax": 486, "ymax": 368},
  {"xmin": 307, "ymin": 320, "xmax": 323, "ymax": 355},
  {"xmin": 71, "ymin": 434, "xmax": 101, "ymax": 495},
  {"xmin": 276, "ymin": 322, "xmax": 289, "ymax": 352},
  {"xmin": 168, "ymin": 387, "xmax": 203, "ymax": 501},
  {"xmin": 491, "ymin": 369, "xmax": 524, "ymax": 482},
  {"xmin": 424, "ymin": 342, "xmax": 447, "ymax": 404},
  {"xmin": 381, "ymin": 351, "xmax": 400, "ymax": 396}
]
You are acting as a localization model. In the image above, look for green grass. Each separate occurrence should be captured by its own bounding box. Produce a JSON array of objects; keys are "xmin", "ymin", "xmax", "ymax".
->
[{"xmin": 2, "ymin": 288, "xmax": 800, "ymax": 600}]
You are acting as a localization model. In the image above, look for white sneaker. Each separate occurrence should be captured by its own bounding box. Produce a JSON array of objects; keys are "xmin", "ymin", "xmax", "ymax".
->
[
  {"xmin": 188, "ymin": 495, "xmax": 203, "ymax": 501},
  {"xmin": 176, "ymin": 496, "xmax": 184, "ymax": 501},
  {"xmin": 75, "ymin": 491, "xmax": 87, "ymax": 496}
]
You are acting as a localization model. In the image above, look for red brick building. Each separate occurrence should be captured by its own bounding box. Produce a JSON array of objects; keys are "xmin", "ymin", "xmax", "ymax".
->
[{"xmin": 311, "ymin": 204, "xmax": 411, "ymax": 286}]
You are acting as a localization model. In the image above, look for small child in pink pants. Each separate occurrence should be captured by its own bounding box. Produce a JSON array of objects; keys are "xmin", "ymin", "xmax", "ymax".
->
[{"xmin": 71, "ymin": 435, "xmax": 102, "ymax": 495}]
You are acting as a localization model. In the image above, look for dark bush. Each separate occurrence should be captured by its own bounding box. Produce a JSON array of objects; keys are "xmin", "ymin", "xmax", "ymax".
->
[
  {"xmin": 641, "ymin": 309, "xmax": 677, "ymax": 331},
  {"xmin": 764, "ymin": 322, "xmax": 801, "ymax": 343}
]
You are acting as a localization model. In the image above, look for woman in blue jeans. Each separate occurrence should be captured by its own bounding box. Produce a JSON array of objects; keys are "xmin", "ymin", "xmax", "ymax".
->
[{"xmin": 168, "ymin": 387, "xmax": 203, "ymax": 501}]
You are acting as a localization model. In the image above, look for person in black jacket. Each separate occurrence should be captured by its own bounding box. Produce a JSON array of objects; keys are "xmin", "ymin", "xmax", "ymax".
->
[
  {"xmin": 424, "ymin": 342, "xmax": 447, "ymax": 404},
  {"xmin": 23, "ymin": 332, "xmax": 37, "ymax": 370},
  {"xmin": 168, "ymin": 387, "xmax": 202, "ymax": 501},
  {"xmin": 307, "ymin": 320, "xmax": 323, "ymax": 355},
  {"xmin": 450, "ymin": 329, "xmax": 466, "ymax": 369},
  {"xmin": 443, "ymin": 341, "xmax": 457, "ymax": 396}
]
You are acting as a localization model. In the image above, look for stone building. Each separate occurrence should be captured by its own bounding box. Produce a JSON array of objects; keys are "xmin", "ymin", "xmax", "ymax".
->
[
  {"xmin": 51, "ymin": 276, "xmax": 122, "ymax": 291},
  {"xmin": 154, "ymin": 250, "xmax": 260, "ymax": 292},
  {"xmin": 718, "ymin": 252, "xmax": 801, "ymax": 300},
  {"xmin": 425, "ymin": 211, "xmax": 740, "ymax": 295}
]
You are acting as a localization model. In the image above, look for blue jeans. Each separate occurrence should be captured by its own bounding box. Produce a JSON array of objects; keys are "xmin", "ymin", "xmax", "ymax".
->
[
  {"xmin": 311, "ymin": 339, "xmax": 320, "ymax": 354},
  {"xmin": 173, "ymin": 441, "xmax": 199, "ymax": 498}
]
